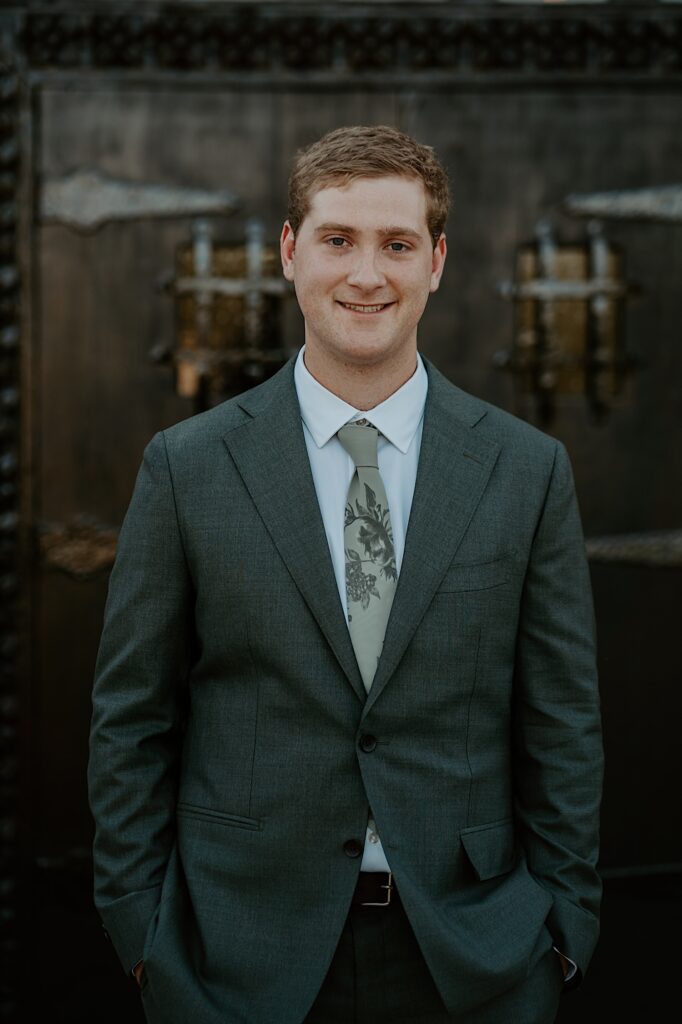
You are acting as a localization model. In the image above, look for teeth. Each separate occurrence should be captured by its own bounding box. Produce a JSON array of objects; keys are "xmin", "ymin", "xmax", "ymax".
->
[{"xmin": 342, "ymin": 303, "xmax": 387, "ymax": 313}]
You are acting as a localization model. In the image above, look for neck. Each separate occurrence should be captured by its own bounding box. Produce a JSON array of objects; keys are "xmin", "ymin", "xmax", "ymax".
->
[{"xmin": 303, "ymin": 347, "xmax": 418, "ymax": 410}]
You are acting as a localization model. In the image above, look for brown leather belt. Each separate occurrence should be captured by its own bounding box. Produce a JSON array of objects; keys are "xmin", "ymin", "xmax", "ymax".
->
[{"xmin": 352, "ymin": 871, "xmax": 394, "ymax": 907}]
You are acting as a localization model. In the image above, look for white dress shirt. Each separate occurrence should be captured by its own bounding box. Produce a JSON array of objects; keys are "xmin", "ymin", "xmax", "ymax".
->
[{"xmin": 294, "ymin": 345, "xmax": 428, "ymax": 871}]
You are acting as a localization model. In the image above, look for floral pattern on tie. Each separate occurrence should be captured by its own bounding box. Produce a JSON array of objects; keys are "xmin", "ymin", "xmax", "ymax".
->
[{"xmin": 344, "ymin": 481, "xmax": 397, "ymax": 609}]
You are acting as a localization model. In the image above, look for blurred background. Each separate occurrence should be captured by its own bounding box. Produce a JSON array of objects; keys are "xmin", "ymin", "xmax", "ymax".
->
[{"xmin": 1, "ymin": 1, "xmax": 681, "ymax": 1021}]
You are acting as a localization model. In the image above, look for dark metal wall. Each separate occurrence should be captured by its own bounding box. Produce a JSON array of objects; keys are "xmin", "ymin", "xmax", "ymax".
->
[{"xmin": 1, "ymin": 2, "xmax": 681, "ymax": 1021}]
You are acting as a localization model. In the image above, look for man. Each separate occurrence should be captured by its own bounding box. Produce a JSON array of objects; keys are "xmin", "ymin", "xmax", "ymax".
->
[{"xmin": 88, "ymin": 125, "xmax": 603, "ymax": 1024}]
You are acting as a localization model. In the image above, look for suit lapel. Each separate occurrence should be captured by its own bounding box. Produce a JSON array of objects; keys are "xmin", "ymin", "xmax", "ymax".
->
[
  {"xmin": 362, "ymin": 361, "xmax": 501, "ymax": 718},
  {"xmin": 222, "ymin": 358, "xmax": 501, "ymax": 712},
  {"xmin": 222, "ymin": 361, "xmax": 366, "ymax": 703}
]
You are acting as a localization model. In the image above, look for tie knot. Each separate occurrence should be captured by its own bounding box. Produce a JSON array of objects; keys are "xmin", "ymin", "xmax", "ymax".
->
[{"xmin": 337, "ymin": 420, "xmax": 379, "ymax": 469}]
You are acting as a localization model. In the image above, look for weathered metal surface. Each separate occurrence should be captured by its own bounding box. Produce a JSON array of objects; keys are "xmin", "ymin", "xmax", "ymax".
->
[
  {"xmin": 38, "ymin": 517, "xmax": 118, "ymax": 579},
  {"xmin": 495, "ymin": 220, "xmax": 637, "ymax": 422},
  {"xmin": 585, "ymin": 530, "xmax": 682, "ymax": 568},
  {"xmin": 166, "ymin": 218, "xmax": 291, "ymax": 403},
  {"xmin": 41, "ymin": 168, "xmax": 240, "ymax": 231},
  {"xmin": 564, "ymin": 185, "xmax": 682, "ymax": 223}
]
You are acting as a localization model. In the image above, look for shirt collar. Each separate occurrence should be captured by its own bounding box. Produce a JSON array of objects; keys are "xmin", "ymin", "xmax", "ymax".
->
[{"xmin": 294, "ymin": 345, "xmax": 428, "ymax": 453}]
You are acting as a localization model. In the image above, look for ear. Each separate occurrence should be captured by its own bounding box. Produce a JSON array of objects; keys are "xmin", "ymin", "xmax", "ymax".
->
[
  {"xmin": 429, "ymin": 234, "xmax": 447, "ymax": 294},
  {"xmin": 280, "ymin": 220, "xmax": 296, "ymax": 282}
]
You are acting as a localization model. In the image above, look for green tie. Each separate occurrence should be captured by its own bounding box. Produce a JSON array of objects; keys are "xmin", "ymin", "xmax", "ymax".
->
[
  {"xmin": 338, "ymin": 419, "xmax": 397, "ymax": 853},
  {"xmin": 337, "ymin": 419, "xmax": 398, "ymax": 694}
]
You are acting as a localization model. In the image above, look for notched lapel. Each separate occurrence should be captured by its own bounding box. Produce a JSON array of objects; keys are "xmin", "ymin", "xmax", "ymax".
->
[
  {"xmin": 363, "ymin": 370, "xmax": 501, "ymax": 717},
  {"xmin": 222, "ymin": 365, "xmax": 366, "ymax": 703}
]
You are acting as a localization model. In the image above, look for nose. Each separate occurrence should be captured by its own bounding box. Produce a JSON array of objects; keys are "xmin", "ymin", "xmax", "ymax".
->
[{"xmin": 345, "ymin": 247, "xmax": 387, "ymax": 291}]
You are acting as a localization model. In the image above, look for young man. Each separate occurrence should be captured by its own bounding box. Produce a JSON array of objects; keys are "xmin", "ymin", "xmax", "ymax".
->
[{"xmin": 89, "ymin": 125, "xmax": 603, "ymax": 1024}]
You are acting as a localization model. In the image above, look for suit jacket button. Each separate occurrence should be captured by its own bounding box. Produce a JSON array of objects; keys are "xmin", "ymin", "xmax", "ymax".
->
[
  {"xmin": 359, "ymin": 734, "xmax": 377, "ymax": 752},
  {"xmin": 343, "ymin": 838, "xmax": 363, "ymax": 858}
]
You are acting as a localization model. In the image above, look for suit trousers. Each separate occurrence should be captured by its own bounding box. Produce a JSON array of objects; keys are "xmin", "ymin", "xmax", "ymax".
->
[{"xmin": 303, "ymin": 884, "xmax": 564, "ymax": 1024}]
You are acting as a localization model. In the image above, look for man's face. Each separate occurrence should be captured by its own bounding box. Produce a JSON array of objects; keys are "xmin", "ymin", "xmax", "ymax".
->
[{"xmin": 280, "ymin": 175, "xmax": 446, "ymax": 371}]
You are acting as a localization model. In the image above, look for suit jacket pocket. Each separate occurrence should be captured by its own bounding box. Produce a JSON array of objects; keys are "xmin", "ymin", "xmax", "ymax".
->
[
  {"xmin": 460, "ymin": 818, "xmax": 517, "ymax": 880},
  {"xmin": 176, "ymin": 802, "xmax": 263, "ymax": 831},
  {"xmin": 438, "ymin": 558, "xmax": 510, "ymax": 593}
]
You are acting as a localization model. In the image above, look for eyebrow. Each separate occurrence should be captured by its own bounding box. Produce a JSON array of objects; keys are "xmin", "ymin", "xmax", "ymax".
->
[{"xmin": 313, "ymin": 222, "xmax": 424, "ymax": 240}]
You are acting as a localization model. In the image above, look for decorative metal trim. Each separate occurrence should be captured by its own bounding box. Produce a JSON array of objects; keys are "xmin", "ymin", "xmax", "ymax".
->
[
  {"xmin": 586, "ymin": 529, "xmax": 682, "ymax": 568},
  {"xmin": 564, "ymin": 184, "xmax": 682, "ymax": 223},
  {"xmin": 38, "ymin": 517, "xmax": 118, "ymax": 579},
  {"xmin": 0, "ymin": 51, "xmax": 20, "ymax": 1024},
  {"xmin": 41, "ymin": 169, "xmax": 240, "ymax": 232},
  {"xmin": 495, "ymin": 219, "xmax": 639, "ymax": 425},
  {"xmin": 9, "ymin": 3, "xmax": 682, "ymax": 82}
]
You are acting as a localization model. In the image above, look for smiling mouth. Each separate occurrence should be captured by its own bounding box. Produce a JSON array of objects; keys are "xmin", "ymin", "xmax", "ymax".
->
[{"xmin": 338, "ymin": 301, "xmax": 395, "ymax": 314}]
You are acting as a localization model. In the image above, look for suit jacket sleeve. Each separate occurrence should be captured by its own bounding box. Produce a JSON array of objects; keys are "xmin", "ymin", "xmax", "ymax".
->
[
  {"xmin": 88, "ymin": 431, "xmax": 194, "ymax": 974},
  {"xmin": 512, "ymin": 440, "xmax": 603, "ymax": 983}
]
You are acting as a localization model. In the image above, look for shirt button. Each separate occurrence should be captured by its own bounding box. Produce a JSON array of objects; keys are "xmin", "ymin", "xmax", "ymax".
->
[
  {"xmin": 343, "ymin": 838, "xmax": 363, "ymax": 858},
  {"xmin": 359, "ymin": 734, "xmax": 377, "ymax": 753}
]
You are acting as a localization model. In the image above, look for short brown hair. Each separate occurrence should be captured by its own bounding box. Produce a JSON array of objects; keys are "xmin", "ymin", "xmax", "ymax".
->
[{"xmin": 287, "ymin": 125, "xmax": 451, "ymax": 245}]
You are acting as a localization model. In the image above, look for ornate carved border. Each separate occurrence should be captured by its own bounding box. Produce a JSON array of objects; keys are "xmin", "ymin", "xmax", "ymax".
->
[
  {"xmin": 0, "ymin": 53, "xmax": 20, "ymax": 1024},
  {"xmin": 11, "ymin": 3, "xmax": 682, "ymax": 82}
]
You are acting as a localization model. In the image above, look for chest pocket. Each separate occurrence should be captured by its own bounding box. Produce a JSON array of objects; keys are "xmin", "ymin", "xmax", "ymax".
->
[{"xmin": 438, "ymin": 557, "xmax": 510, "ymax": 593}]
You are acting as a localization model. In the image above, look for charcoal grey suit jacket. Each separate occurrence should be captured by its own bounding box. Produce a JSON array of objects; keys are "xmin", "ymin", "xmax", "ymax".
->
[{"xmin": 88, "ymin": 356, "xmax": 603, "ymax": 1023}]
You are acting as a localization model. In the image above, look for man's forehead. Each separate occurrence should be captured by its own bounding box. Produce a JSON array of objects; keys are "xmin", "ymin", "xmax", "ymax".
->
[{"xmin": 305, "ymin": 174, "xmax": 429, "ymax": 233}]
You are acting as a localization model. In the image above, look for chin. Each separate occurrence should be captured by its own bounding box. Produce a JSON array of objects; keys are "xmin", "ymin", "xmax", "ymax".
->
[
  {"xmin": 332, "ymin": 331, "xmax": 397, "ymax": 359},
  {"xmin": 337, "ymin": 342, "xmax": 395, "ymax": 366}
]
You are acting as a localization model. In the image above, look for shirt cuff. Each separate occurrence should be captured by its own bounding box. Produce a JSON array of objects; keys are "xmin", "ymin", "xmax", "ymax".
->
[{"xmin": 553, "ymin": 946, "xmax": 578, "ymax": 982}]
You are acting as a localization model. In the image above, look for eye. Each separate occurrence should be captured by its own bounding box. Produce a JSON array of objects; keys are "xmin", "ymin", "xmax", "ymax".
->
[
  {"xmin": 387, "ymin": 241, "xmax": 409, "ymax": 253},
  {"xmin": 327, "ymin": 236, "xmax": 348, "ymax": 248}
]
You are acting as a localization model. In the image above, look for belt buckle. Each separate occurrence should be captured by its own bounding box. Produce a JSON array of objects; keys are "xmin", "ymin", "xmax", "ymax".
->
[{"xmin": 361, "ymin": 872, "xmax": 393, "ymax": 907}]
